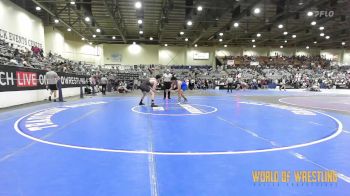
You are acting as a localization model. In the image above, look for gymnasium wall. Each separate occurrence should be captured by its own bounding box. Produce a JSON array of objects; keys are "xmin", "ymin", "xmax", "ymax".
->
[
  {"xmin": 186, "ymin": 47, "xmax": 215, "ymax": 65},
  {"xmin": 216, "ymin": 47, "xmax": 242, "ymax": 57},
  {"xmin": 318, "ymin": 49, "xmax": 350, "ymax": 65},
  {"xmin": 63, "ymin": 40, "xmax": 103, "ymax": 65},
  {"xmin": 269, "ymin": 48, "xmax": 295, "ymax": 56},
  {"xmin": 41, "ymin": 24, "xmax": 350, "ymax": 66},
  {"xmin": 243, "ymin": 48, "xmax": 269, "ymax": 56},
  {"xmin": 44, "ymin": 27, "xmax": 103, "ymax": 65},
  {"xmin": 0, "ymin": 0, "xmax": 44, "ymax": 49},
  {"xmin": 159, "ymin": 46, "xmax": 186, "ymax": 65},
  {"xmin": 159, "ymin": 46, "xmax": 215, "ymax": 65},
  {"xmin": 102, "ymin": 44, "xmax": 217, "ymax": 66},
  {"xmin": 296, "ymin": 48, "xmax": 320, "ymax": 57},
  {"xmin": 103, "ymin": 44, "xmax": 159, "ymax": 65},
  {"xmin": 0, "ymin": 1, "xmax": 99, "ymax": 108},
  {"xmin": 342, "ymin": 50, "xmax": 350, "ymax": 65},
  {"xmin": 320, "ymin": 49, "xmax": 341, "ymax": 60},
  {"xmin": 100, "ymin": 44, "xmax": 350, "ymax": 66},
  {"xmin": 44, "ymin": 27, "xmax": 65, "ymax": 55}
]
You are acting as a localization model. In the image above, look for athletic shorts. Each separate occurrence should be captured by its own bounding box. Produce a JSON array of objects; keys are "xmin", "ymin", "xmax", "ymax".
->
[
  {"xmin": 164, "ymin": 81, "xmax": 172, "ymax": 90},
  {"xmin": 181, "ymin": 82, "xmax": 187, "ymax": 91},
  {"xmin": 139, "ymin": 83, "xmax": 151, "ymax": 92},
  {"xmin": 48, "ymin": 84, "xmax": 58, "ymax": 91}
]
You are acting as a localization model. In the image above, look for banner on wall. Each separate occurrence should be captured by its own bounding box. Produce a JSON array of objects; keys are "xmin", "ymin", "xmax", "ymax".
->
[
  {"xmin": 227, "ymin": 60, "xmax": 235, "ymax": 66},
  {"xmin": 111, "ymin": 53, "xmax": 122, "ymax": 62},
  {"xmin": 0, "ymin": 28, "xmax": 43, "ymax": 48},
  {"xmin": 250, "ymin": 61, "xmax": 259, "ymax": 66},
  {"xmin": 0, "ymin": 65, "xmax": 89, "ymax": 92},
  {"xmin": 193, "ymin": 52, "xmax": 210, "ymax": 60}
]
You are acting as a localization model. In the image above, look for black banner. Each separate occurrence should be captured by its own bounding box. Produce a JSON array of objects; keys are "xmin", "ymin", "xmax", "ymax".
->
[{"xmin": 0, "ymin": 65, "xmax": 90, "ymax": 92}]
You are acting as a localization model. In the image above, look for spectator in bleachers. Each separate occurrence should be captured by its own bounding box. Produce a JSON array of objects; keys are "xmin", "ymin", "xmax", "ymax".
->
[{"xmin": 1, "ymin": 37, "xmax": 349, "ymax": 91}]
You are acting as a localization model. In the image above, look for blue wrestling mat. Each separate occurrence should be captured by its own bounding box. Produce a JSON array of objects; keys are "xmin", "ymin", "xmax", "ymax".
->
[{"xmin": 0, "ymin": 92, "xmax": 350, "ymax": 195}]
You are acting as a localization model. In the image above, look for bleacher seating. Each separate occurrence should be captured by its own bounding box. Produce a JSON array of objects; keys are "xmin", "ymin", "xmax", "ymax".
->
[{"xmin": 1, "ymin": 38, "xmax": 349, "ymax": 90}]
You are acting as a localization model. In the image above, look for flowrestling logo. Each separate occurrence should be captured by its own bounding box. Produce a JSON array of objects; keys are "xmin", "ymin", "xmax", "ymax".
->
[{"xmin": 308, "ymin": 10, "xmax": 335, "ymax": 18}]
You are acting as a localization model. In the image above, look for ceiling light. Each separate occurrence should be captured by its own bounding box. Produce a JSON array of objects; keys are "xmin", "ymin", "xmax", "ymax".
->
[
  {"xmin": 70, "ymin": 1, "xmax": 75, "ymax": 5},
  {"xmin": 67, "ymin": 28, "xmax": 71, "ymax": 32},
  {"xmin": 197, "ymin": 6, "xmax": 203, "ymax": 11},
  {"xmin": 92, "ymin": 34, "xmax": 96, "ymax": 38},
  {"xmin": 164, "ymin": 44, "xmax": 168, "ymax": 46},
  {"xmin": 180, "ymin": 31, "xmax": 184, "ymax": 35},
  {"xmin": 35, "ymin": 6, "xmax": 41, "ymax": 11},
  {"xmin": 311, "ymin": 21, "xmax": 316, "ymax": 25},
  {"xmin": 233, "ymin": 22, "xmax": 239, "ymax": 27},
  {"xmin": 224, "ymin": 45, "xmax": 227, "ymax": 47},
  {"xmin": 138, "ymin": 19, "xmax": 143, "ymax": 24},
  {"xmin": 133, "ymin": 42, "xmax": 136, "ymax": 45},
  {"xmin": 219, "ymin": 32, "xmax": 223, "ymax": 36},
  {"xmin": 280, "ymin": 45, "xmax": 283, "ymax": 48},
  {"xmin": 194, "ymin": 44, "xmax": 198, "ymax": 47},
  {"xmin": 96, "ymin": 28, "xmax": 101, "ymax": 33},
  {"xmin": 257, "ymin": 33, "xmax": 261, "ymax": 37},
  {"xmin": 292, "ymin": 34, "xmax": 296, "ymax": 38},
  {"xmin": 85, "ymin": 17, "xmax": 90, "ymax": 22},
  {"xmin": 135, "ymin": 1, "xmax": 142, "ymax": 9},
  {"xmin": 219, "ymin": 38, "xmax": 223, "ymax": 42},
  {"xmin": 253, "ymin": 45, "xmax": 256, "ymax": 48},
  {"xmin": 89, "ymin": 42, "xmax": 92, "ymax": 45},
  {"xmin": 81, "ymin": 37, "xmax": 85, "ymax": 41},
  {"xmin": 307, "ymin": 11, "xmax": 313, "ymax": 16},
  {"xmin": 319, "ymin": 26, "xmax": 324, "ymax": 30},
  {"xmin": 149, "ymin": 37, "xmax": 153, "ymax": 40},
  {"xmin": 313, "ymin": 41, "xmax": 317, "ymax": 44},
  {"xmin": 187, "ymin": 21, "xmax": 193, "ymax": 26},
  {"xmin": 320, "ymin": 33, "xmax": 325, "ymax": 36},
  {"xmin": 325, "ymin": 35, "xmax": 330, "ymax": 39},
  {"xmin": 252, "ymin": 39, "xmax": 255, "ymax": 42},
  {"xmin": 54, "ymin": 19, "xmax": 59, "ymax": 23},
  {"xmin": 139, "ymin": 30, "xmax": 143, "ymax": 34},
  {"xmin": 254, "ymin": 8, "xmax": 260, "ymax": 14},
  {"xmin": 278, "ymin": 24, "xmax": 284, "ymax": 29},
  {"xmin": 284, "ymin": 40, "xmax": 287, "ymax": 43},
  {"xmin": 185, "ymin": 38, "xmax": 189, "ymax": 41},
  {"xmin": 342, "ymin": 42, "xmax": 345, "ymax": 45},
  {"xmin": 112, "ymin": 36, "xmax": 116, "ymax": 40},
  {"xmin": 283, "ymin": 31, "xmax": 288, "ymax": 35},
  {"xmin": 306, "ymin": 46, "xmax": 309, "ymax": 49}
]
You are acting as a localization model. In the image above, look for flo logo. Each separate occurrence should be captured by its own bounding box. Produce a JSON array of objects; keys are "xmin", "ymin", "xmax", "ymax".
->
[{"xmin": 308, "ymin": 11, "xmax": 335, "ymax": 17}]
